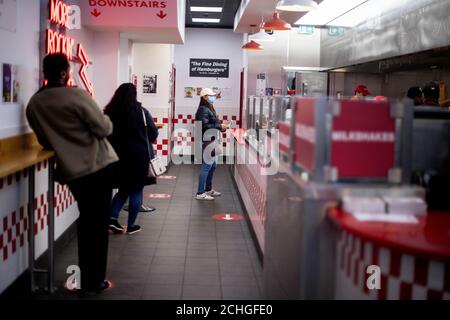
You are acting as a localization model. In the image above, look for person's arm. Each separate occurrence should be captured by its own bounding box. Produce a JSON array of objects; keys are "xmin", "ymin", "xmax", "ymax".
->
[
  {"xmin": 143, "ymin": 108, "xmax": 159, "ymax": 143},
  {"xmin": 75, "ymin": 90, "xmax": 113, "ymax": 139},
  {"xmin": 26, "ymin": 105, "xmax": 53, "ymax": 150}
]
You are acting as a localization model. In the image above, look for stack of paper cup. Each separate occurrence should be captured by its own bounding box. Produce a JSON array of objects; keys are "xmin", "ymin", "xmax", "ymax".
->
[
  {"xmin": 383, "ymin": 197, "xmax": 427, "ymax": 216},
  {"xmin": 342, "ymin": 196, "xmax": 386, "ymax": 214}
]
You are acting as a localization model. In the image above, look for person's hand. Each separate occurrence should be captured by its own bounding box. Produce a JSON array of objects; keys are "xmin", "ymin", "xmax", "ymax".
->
[
  {"xmin": 221, "ymin": 124, "xmax": 230, "ymax": 131},
  {"xmin": 156, "ymin": 123, "xmax": 165, "ymax": 129}
]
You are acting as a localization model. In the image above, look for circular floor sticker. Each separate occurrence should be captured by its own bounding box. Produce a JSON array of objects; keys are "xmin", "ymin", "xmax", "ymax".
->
[
  {"xmin": 212, "ymin": 214, "xmax": 244, "ymax": 221},
  {"xmin": 274, "ymin": 177, "xmax": 287, "ymax": 182},
  {"xmin": 158, "ymin": 175, "xmax": 177, "ymax": 180},
  {"xmin": 145, "ymin": 193, "xmax": 172, "ymax": 199}
]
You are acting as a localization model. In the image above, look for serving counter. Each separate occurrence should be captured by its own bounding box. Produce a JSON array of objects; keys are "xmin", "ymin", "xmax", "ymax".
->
[
  {"xmin": 329, "ymin": 209, "xmax": 450, "ymax": 300},
  {"xmin": 232, "ymin": 95, "xmax": 450, "ymax": 300}
]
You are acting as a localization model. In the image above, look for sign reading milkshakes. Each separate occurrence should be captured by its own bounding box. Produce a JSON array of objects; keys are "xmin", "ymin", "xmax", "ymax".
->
[{"xmin": 190, "ymin": 59, "xmax": 229, "ymax": 78}]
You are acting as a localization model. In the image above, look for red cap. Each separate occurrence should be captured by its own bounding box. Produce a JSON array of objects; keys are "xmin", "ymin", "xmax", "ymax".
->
[{"xmin": 355, "ymin": 84, "xmax": 370, "ymax": 96}]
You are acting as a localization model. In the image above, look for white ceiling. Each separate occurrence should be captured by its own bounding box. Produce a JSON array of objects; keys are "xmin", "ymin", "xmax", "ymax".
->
[{"xmin": 234, "ymin": 0, "xmax": 322, "ymax": 33}]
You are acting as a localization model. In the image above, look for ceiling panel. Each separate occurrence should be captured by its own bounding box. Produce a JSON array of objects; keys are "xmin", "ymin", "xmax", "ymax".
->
[{"xmin": 186, "ymin": 0, "xmax": 242, "ymax": 29}]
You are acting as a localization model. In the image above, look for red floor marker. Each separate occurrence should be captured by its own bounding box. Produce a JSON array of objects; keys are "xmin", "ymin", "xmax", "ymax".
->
[
  {"xmin": 212, "ymin": 214, "xmax": 244, "ymax": 221},
  {"xmin": 158, "ymin": 175, "xmax": 177, "ymax": 180},
  {"xmin": 145, "ymin": 193, "xmax": 171, "ymax": 199}
]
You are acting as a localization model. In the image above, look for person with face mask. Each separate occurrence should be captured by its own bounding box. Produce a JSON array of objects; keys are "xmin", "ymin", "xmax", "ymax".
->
[
  {"xmin": 26, "ymin": 53, "xmax": 118, "ymax": 294},
  {"xmin": 195, "ymin": 88, "xmax": 229, "ymax": 201}
]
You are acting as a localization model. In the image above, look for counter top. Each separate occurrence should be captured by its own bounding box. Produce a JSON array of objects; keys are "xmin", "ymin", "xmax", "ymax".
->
[
  {"xmin": 328, "ymin": 208, "xmax": 450, "ymax": 260},
  {"xmin": 0, "ymin": 147, "xmax": 55, "ymax": 178}
]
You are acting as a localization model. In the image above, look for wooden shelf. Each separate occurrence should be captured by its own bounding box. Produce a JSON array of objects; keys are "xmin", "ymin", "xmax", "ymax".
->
[{"xmin": 0, "ymin": 134, "xmax": 55, "ymax": 178}]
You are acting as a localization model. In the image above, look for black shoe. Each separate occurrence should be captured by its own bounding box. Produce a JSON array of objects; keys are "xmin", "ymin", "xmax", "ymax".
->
[
  {"xmin": 97, "ymin": 280, "xmax": 112, "ymax": 293},
  {"xmin": 80, "ymin": 280, "xmax": 112, "ymax": 296},
  {"xmin": 109, "ymin": 219, "xmax": 124, "ymax": 233},
  {"xmin": 126, "ymin": 225, "xmax": 142, "ymax": 235}
]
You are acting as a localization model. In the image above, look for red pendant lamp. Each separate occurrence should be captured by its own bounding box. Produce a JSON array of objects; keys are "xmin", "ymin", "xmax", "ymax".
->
[
  {"xmin": 260, "ymin": 12, "xmax": 292, "ymax": 31},
  {"xmin": 242, "ymin": 40, "xmax": 263, "ymax": 51}
]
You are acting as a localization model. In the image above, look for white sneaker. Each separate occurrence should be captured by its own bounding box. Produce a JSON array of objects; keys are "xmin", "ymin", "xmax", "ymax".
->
[
  {"xmin": 206, "ymin": 190, "xmax": 221, "ymax": 197},
  {"xmin": 195, "ymin": 193, "xmax": 215, "ymax": 201}
]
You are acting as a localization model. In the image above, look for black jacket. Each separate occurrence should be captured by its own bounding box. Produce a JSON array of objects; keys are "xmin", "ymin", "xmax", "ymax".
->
[
  {"xmin": 107, "ymin": 103, "xmax": 158, "ymax": 191},
  {"xmin": 195, "ymin": 104, "xmax": 224, "ymax": 138}
]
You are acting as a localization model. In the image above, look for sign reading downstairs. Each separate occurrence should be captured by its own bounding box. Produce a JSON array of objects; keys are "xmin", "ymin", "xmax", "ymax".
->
[{"xmin": 190, "ymin": 59, "xmax": 229, "ymax": 78}]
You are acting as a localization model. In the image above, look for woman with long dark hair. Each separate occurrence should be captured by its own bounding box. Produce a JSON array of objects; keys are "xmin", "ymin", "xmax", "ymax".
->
[
  {"xmin": 195, "ymin": 88, "xmax": 229, "ymax": 201},
  {"xmin": 104, "ymin": 83, "xmax": 159, "ymax": 234}
]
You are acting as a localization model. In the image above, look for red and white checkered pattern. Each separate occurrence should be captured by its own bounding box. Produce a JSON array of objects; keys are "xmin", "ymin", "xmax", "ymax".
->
[
  {"xmin": 173, "ymin": 114, "xmax": 241, "ymax": 126},
  {"xmin": 172, "ymin": 112, "xmax": 240, "ymax": 156},
  {"xmin": 55, "ymin": 184, "xmax": 75, "ymax": 217},
  {"xmin": 147, "ymin": 116, "xmax": 170, "ymax": 164},
  {"xmin": 153, "ymin": 139, "xmax": 169, "ymax": 156},
  {"xmin": 0, "ymin": 163, "xmax": 75, "ymax": 262},
  {"xmin": 336, "ymin": 229, "xmax": 450, "ymax": 300},
  {"xmin": 236, "ymin": 164, "xmax": 266, "ymax": 226}
]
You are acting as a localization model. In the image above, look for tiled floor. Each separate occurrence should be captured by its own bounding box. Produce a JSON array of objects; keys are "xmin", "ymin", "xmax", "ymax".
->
[{"xmin": 14, "ymin": 165, "xmax": 263, "ymax": 300}]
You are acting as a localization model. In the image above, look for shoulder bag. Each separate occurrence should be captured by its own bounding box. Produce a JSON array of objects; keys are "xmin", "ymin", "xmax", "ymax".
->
[{"xmin": 142, "ymin": 110, "xmax": 167, "ymax": 178}]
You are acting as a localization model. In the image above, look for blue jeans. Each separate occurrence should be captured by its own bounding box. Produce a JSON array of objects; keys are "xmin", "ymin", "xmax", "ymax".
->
[
  {"xmin": 111, "ymin": 188, "xmax": 143, "ymax": 228},
  {"xmin": 197, "ymin": 158, "xmax": 217, "ymax": 194}
]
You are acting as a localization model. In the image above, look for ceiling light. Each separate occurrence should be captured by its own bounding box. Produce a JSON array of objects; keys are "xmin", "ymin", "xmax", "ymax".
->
[
  {"xmin": 260, "ymin": 12, "xmax": 291, "ymax": 31},
  {"xmin": 249, "ymin": 30, "xmax": 275, "ymax": 42},
  {"xmin": 276, "ymin": 0, "xmax": 318, "ymax": 12},
  {"xmin": 192, "ymin": 18, "xmax": 221, "ymax": 23},
  {"xmin": 242, "ymin": 40, "xmax": 264, "ymax": 51},
  {"xmin": 327, "ymin": 1, "xmax": 398, "ymax": 28},
  {"xmin": 295, "ymin": 0, "xmax": 367, "ymax": 26},
  {"xmin": 190, "ymin": 7, "xmax": 223, "ymax": 13}
]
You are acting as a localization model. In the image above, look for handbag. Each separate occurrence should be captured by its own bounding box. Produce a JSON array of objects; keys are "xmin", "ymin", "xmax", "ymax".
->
[{"xmin": 143, "ymin": 110, "xmax": 167, "ymax": 178}]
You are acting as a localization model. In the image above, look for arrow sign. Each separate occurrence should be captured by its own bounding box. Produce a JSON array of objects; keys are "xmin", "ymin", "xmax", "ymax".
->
[
  {"xmin": 157, "ymin": 10, "xmax": 167, "ymax": 19},
  {"xmin": 212, "ymin": 214, "xmax": 244, "ymax": 221},
  {"xmin": 91, "ymin": 9, "xmax": 101, "ymax": 17},
  {"xmin": 77, "ymin": 44, "xmax": 94, "ymax": 96}
]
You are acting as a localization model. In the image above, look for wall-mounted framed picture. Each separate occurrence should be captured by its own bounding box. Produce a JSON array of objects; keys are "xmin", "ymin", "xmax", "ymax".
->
[{"xmin": 142, "ymin": 74, "xmax": 157, "ymax": 95}]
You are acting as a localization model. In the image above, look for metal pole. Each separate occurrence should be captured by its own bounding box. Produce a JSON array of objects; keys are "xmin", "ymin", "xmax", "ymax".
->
[
  {"xmin": 28, "ymin": 165, "xmax": 36, "ymax": 292},
  {"xmin": 47, "ymin": 158, "xmax": 55, "ymax": 294}
]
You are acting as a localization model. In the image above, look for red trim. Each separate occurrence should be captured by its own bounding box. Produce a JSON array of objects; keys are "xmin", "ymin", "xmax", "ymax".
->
[
  {"xmin": 328, "ymin": 208, "xmax": 450, "ymax": 261},
  {"xmin": 239, "ymin": 69, "xmax": 244, "ymax": 129}
]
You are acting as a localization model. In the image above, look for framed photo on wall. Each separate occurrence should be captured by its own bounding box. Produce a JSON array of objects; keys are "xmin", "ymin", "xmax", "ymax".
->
[
  {"xmin": 2, "ymin": 63, "xmax": 20, "ymax": 103},
  {"xmin": 143, "ymin": 74, "xmax": 157, "ymax": 95}
]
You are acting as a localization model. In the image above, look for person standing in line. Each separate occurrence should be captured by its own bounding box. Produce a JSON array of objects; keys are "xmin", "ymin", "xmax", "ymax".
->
[
  {"xmin": 195, "ymin": 88, "xmax": 229, "ymax": 201},
  {"xmin": 422, "ymin": 81, "xmax": 441, "ymax": 107},
  {"xmin": 105, "ymin": 83, "xmax": 159, "ymax": 235},
  {"xmin": 407, "ymin": 86, "xmax": 424, "ymax": 106},
  {"xmin": 26, "ymin": 53, "xmax": 118, "ymax": 294}
]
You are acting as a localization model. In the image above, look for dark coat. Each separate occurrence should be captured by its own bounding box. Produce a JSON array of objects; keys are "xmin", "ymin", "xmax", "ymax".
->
[
  {"xmin": 107, "ymin": 103, "xmax": 158, "ymax": 191},
  {"xmin": 195, "ymin": 104, "xmax": 224, "ymax": 136}
]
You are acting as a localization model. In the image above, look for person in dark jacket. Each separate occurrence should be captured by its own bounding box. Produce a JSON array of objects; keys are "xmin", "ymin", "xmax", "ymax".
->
[
  {"xmin": 407, "ymin": 86, "xmax": 423, "ymax": 106},
  {"xmin": 104, "ymin": 83, "xmax": 159, "ymax": 234},
  {"xmin": 195, "ymin": 88, "xmax": 229, "ymax": 201},
  {"xmin": 422, "ymin": 81, "xmax": 440, "ymax": 107}
]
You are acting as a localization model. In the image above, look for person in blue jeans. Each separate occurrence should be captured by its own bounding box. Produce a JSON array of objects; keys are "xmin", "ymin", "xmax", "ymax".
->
[
  {"xmin": 195, "ymin": 88, "xmax": 229, "ymax": 201},
  {"xmin": 104, "ymin": 83, "xmax": 159, "ymax": 234}
]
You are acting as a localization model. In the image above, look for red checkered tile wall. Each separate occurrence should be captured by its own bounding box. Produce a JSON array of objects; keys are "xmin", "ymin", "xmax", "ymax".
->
[
  {"xmin": 173, "ymin": 114, "xmax": 241, "ymax": 126},
  {"xmin": 152, "ymin": 117, "xmax": 170, "ymax": 157},
  {"xmin": 336, "ymin": 229, "xmax": 450, "ymax": 300},
  {"xmin": 172, "ymin": 113, "xmax": 239, "ymax": 151},
  {"xmin": 0, "ymin": 162, "xmax": 75, "ymax": 262}
]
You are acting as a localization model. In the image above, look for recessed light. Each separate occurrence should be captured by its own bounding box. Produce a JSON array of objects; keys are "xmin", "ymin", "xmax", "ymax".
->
[
  {"xmin": 191, "ymin": 7, "xmax": 223, "ymax": 13},
  {"xmin": 192, "ymin": 18, "xmax": 221, "ymax": 23}
]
